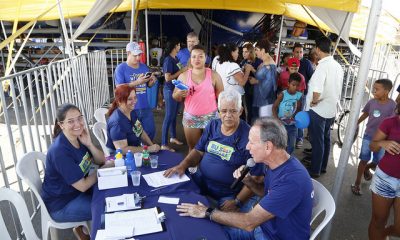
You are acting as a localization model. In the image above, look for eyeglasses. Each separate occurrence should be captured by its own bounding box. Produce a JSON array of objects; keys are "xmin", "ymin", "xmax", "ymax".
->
[
  {"xmin": 219, "ymin": 109, "xmax": 239, "ymax": 115},
  {"xmin": 60, "ymin": 115, "xmax": 84, "ymax": 126}
]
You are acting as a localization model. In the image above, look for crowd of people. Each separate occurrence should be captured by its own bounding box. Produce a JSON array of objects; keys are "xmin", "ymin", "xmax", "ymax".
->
[{"xmin": 38, "ymin": 31, "xmax": 400, "ymax": 240}]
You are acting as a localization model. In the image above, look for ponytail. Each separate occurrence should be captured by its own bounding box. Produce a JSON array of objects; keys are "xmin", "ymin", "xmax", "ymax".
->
[{"xmin": 53, "ymin": 103, "xmax": 80, "ymax": 138}]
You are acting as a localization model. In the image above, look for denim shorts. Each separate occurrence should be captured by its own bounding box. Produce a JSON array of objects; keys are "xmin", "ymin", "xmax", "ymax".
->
[
  {"xmin": 370, "ymin": 166, "xmax": 400, "ymax": 198},
  {"xmin": 359, "ymin": 134, "xmax": 385, "ymax": 164}
]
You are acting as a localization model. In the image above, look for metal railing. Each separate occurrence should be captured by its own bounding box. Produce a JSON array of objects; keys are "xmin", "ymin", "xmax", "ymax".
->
[
  {"xmin": 0, "ymin": 50, "xmax": 110, "ymax": 238},
  {"xmin": 105, "ymin": 49, "xmax": 127, "ymax": 96}
]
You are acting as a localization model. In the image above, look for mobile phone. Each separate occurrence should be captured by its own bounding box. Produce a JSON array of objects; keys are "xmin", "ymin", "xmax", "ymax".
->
[{"xmin": 144, "ymin": 72, "xmax": 152, "ymax": 78}]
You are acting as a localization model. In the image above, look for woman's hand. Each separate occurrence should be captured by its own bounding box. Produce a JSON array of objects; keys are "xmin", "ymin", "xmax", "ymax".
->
[
  {"xmin": 78, "ymin": 128, "xmax": 93, "ymax": 147},
  {"xmin": 148, "ymin": 143, "xmax": 161, "ymax": 153},
  {"xmin": 163, "ymin": 165, "xmax": 186, "ymax": 177},
  {"xmin": 176, "ymin": 89, "xmax": 188, "ymax": 98},
  {"xmin": 249, "ymin": 77, "xmax": 259, "ymax": 85},
  {"xmin": 380, "ymin": 140, "xmax": 400, "ymax": 155},
  {"xmin": 244, "ymin": 64, "xmax": 255, "ymax": 73}
]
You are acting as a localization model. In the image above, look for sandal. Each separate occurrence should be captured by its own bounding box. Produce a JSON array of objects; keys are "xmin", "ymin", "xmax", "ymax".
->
[
  {"xmin": 161, "ymin": 145, "xmax": 175, "ymax": 152},
  {"xmin": 170, "ymin": 138, "xmax": 183, "ymax": 145},
  {"xmin": 351, "ymin": 184, "xmax": 362, "ymax": 196},
  {"xmin": 364, "ymin": 170, "xmax": 372, "ymax": 181}
]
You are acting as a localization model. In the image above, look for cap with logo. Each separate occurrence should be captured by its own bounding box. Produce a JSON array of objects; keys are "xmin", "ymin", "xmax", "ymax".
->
[
  {"xmin": 287, "ymin": 57, "xmax": 300, "ymax": 68},
  {"xmin": 126, "ymin": 42, "xmax": 143, "ymax": 55}
]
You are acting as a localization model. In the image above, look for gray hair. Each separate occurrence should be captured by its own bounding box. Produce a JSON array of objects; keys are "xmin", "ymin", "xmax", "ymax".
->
[
  {"xmin": 254, "ymin": 117, "xmax": 287, "ymax": 150},
  {"xmin": 187, "ymin": 32, "xmax": 198, "ymax": 39},
  {"xmin": 218, "ymin": 90, "xmax": 242, "ymax": 111}
]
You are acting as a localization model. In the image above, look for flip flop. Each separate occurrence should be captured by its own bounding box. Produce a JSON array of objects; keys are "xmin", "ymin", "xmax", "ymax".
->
[
  {"xmin": 170, "ymin": 138, "xmax": 183, "ymax": 145},
  {"xmin": 161, "ymin": 145, "xmax": 175, "ymax": 152},
  {"xmin": 364, "ymin": 170, "xmax": 372, "ymax": 181},
  {"xmin": 351, "ymin": 184, "xmax": 362, "ymax": 196}
]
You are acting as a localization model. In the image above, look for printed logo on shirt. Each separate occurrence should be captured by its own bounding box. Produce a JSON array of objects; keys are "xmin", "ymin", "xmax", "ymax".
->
[
  {"xmin": 373, "ymin": 109, "xmax": 381, "ymax": 118},
  {"xmin": 79, "ymin": 152, "xmax": 92, "ymax": 175},
  {"xmin": 129, "ymin": 74, "xmax": 147, "ymax": 95},
  {"xmin": 206, "ymin": 141, "xmax": 235, "ymax": 161},
  {"xmin": 132, "ymin": 119, "xmax": 143, "ymax": 137}
]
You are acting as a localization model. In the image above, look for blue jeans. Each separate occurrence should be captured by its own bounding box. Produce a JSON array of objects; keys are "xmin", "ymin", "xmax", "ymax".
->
[
  {"xmin": 308, "ymin": 110, "xmax": 335, "ymax": 175},
  {"xmin": 50, "ymin": 192, "xmax": 92, "ymax": 222},
  {"xmin": 359, "ymin": 134, "xmax": 385, "ymax": 164},
  {"xmin": 161, "ymin": 88, "xmax": 179, "ymax": 145},
  {"xmin": 224, "ymin": 226, "xmax": 269, "ymax": 240},
  {"xmin": 134, "ymin": 108, "xmax": 155, "ymax": 140},
  {"xmin": 285, "ymin": 124, "xmax": 297, "ymax": 155},
  {"xmin": 296, "ymin": 96, "xmax": 306, "ymax": 142}
]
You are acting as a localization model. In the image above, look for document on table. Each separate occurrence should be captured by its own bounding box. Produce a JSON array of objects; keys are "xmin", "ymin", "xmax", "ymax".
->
[
  {"xmin": 142, "ymin": 170, "xmax": 190, "ymax": 187},
  {"xmin": 104, "ymin": 207, "xmax": 163, "ymax": 237},
  {"xmin": 158, "ymin": 196, "xmax": 180, "ymax": 205},
  {"xmin": 105, "ymin": 193, "xmax": 140, "ymax": 213}
]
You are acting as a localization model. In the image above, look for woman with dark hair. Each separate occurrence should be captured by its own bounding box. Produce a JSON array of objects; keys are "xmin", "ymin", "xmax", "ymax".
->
[
  {"xmin": 368, "ymin": 103, "xmax": 400, "ymax": 239},
  {"xmin": 173, "ymin": 44, "xmax": 224, "ymax": 152},
  {"xmin": 106, "ymin": 85, "xmax": 160, "ymax": 154},
  {"xmin": 41, "ymin": 103, "xmax": 110, "ymax": 240},
  {"xmin": 246, "ymin": 39, "xmax": 277, "ymax": 122},
  {"xmin": 212, "ymin": 43, "xmax": 246, "ymax": 95},
  {"xmin": 161, "ymin": 38, "xmax": 187, "ymax": 151},
  {"xmin": 241, "ymin": 43, "xmax": 262, "ymax": 123}
]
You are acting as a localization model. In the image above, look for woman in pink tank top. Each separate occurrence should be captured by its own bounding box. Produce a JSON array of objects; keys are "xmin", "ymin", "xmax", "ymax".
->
[{"xmin": 173, "ymin": 45, "xmax": 224, "ymax": 152}]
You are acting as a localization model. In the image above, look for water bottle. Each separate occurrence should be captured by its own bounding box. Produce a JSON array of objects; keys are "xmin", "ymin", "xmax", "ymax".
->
[
  {"xmin": 142, "ymin": 145, "xmax": 150, "ymax": 167},
  {"xmin": 115, "ymin": 152, "xmax": 125, "ymax": 167},
  {"xmin": 125, "ymin": 150, "xmax": 135, "ymax": 174},
  {"xmin": 172, "ymin": 79, "xmax": 189, "ymax": 90}
]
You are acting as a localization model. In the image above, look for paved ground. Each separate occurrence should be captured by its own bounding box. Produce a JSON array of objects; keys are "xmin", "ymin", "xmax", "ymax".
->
[{"xmin": 1, "ymin": 108, "xmax": 399, "ymax": 240}]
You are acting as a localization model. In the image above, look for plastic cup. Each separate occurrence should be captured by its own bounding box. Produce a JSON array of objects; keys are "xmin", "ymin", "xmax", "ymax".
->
[
  {"xmin": 131, "ymin": 171, "xmax": 141, "ymax": 186},
  {"xmin": 134, "ymin": 152, "xmax": 143, "ymax": 167},
  {"xmin": 150, "ymin": 155, "xmax": 158, "ymax": 169}
]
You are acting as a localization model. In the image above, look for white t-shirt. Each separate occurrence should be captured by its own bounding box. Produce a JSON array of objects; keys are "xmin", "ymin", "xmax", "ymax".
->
[
  {"xmin": 305, "ymin": 56, "xmax": 344, "ymax": 118},
  {"xmin": 150, "ymin": 47, "xmax": 163, "ymax": 66},
  {"xmin": 213, "ymin": 60, "xmax": 244, "ymax": 95}
]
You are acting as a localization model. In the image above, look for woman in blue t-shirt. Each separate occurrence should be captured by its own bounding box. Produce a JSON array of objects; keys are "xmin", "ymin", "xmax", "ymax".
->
[
  {"xmin": 106, "ymin": 84, "xmax": 160, "ymax": 154},
  {"xmin": 41, "ymin": 103, "xmax": 111, "ymax": 239},
  {"xmin": 161, "ymin": 38, "xmax": 187, "ymax": 152}
]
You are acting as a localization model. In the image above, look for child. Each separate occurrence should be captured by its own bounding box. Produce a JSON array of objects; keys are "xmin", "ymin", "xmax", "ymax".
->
[
  {"xmin": 351, "ymin": 79, "xmax": 396, "ymax": 196},
  {"xmin": 277, "ymin": 57, "xmax": 306, "ymax": 93},
  {"xmin": 273, "ymin": 73, "xmax": 303, "ymax": 154}
]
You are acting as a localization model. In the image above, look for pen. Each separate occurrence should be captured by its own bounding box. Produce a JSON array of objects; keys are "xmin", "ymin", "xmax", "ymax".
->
[
  {"xmin": 150, "ymin": 186, "xmax": 169, "ymax": 192},
  {"xmin": 158, "ymin": 163, "xmax": 168, "ymax": 166}
]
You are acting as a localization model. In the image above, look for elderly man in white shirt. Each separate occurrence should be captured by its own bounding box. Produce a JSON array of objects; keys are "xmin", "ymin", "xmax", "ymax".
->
[{"xmin": 305, "ymin": 37, "xmax": 344, "ymax": 178}]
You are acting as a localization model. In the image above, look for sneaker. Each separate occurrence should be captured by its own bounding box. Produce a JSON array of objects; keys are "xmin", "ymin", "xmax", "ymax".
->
[
  {"xmin": 295, "ymin": 140, "xmax": 303, "ymax": 149},
  {"xmin": 73, "ymin": 226, "xmax": 90, "ymax": 240}
]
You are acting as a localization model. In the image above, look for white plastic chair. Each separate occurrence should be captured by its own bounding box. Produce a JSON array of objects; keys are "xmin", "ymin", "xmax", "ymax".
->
[
  {"xmin": 310, "ymin": 179, "xmax": 336, "ymax": 240},
  {"xmin": 0, "ymin": 187, "xmax": 40, "ymax": 240},
  {"xmin": 94, "ymin": 107, "xmax": 108, "ymax": 124},
  {"xmin": 93, "ymin": 122, "xmax": 110, "ymax": 157},
  {"xmin": 16, "ymin": 152, "xmax": 89, "ymax": 240}
]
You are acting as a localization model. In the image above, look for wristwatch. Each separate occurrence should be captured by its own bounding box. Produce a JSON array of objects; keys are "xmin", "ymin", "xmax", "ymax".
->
[{"xmin": 205, "ymin": 207, "xmax": 215, "ymax": 220}]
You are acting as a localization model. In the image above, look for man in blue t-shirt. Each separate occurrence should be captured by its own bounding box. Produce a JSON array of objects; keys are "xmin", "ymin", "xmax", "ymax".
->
[
  {"xmin": 177, "ymin": 32, "xmax": 211, "ymax": 67},
  {"xmin": 114, "ymin": 42, "xmax": 157, "ymax": 140},
  {"xmin": 175, "ymin": 117, "xmax": 314, "ymax": 240},
  {"xmin": 164, "ymin": 90, "xmax": 264, "ymax": 214}
]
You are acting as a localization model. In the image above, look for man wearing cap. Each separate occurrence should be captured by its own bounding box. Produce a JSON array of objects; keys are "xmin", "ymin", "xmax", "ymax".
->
[
  {"xmin": 114, "ymin": 42, "xmax": 157, "ymax": 140},
  {"xmin": 306, "ymin": 37, "xmax": 344, "ymax": 178},
  {"xmin": 277, "ymin": 57, "xmax": 306, "ymax": 93},
  {"xmin": 177, "ymin": 32, "xmax": 211, "ymax": 67},
  {"xmin": 293, "ymin": 43, "xmax": 314, "ymax": 148}
]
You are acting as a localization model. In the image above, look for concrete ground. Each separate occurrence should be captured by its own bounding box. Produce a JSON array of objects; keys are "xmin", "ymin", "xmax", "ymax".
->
[{"xmin": 1, "ymin": 108, "xmax": 399, "ymax": 240}]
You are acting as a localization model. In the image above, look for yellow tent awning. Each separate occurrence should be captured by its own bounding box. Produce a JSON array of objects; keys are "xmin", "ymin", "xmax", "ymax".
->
[{"xmin": 0, "ymin": 0, "xmax": 360, "ymax": 21}]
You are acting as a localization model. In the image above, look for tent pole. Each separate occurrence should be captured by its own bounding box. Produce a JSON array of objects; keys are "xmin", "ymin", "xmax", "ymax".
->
[
  {"xmin": 333, "ymin": 12, "xmax": 351, "ymax": 54},
  {"xmin": 275, "ymin": 15, "xmax": 284, "ymax": 65},
  {"xmin": 130, "ymin": 0, "xmax": 135, "ymax": 42},
  {"xmin": 145, "ymin": 8, "xmax": 149, "ymax": 65},
  {"xmin": 57, "ymin": 0, "xmax": 73, "ymax": 57},
  {"xmin": 321, "ymin": 0, "xmax": 383, "ymax": 239}
]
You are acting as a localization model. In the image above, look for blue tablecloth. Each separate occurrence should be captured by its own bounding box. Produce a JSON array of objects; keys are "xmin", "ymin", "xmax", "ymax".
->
[{"xmin": 91, "ymin": 150, "xmax": 229, "ymax": 240}]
